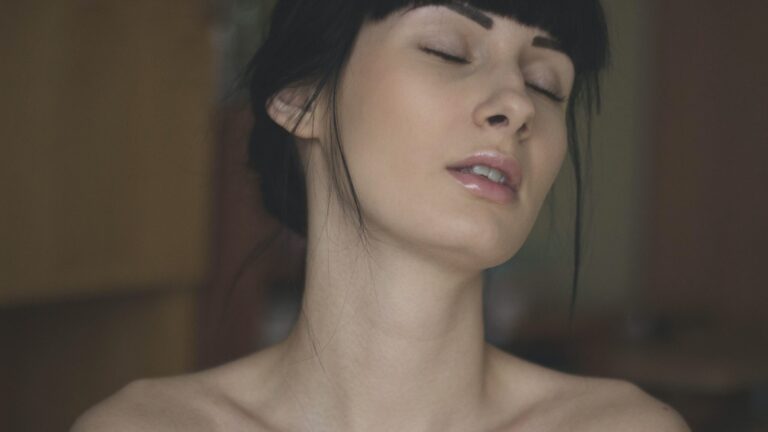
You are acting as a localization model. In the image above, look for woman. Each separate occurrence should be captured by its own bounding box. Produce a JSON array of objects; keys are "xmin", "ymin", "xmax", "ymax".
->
[{"xmin": 74, "ymin": 0, "xmax": 690, "ymax": 430}]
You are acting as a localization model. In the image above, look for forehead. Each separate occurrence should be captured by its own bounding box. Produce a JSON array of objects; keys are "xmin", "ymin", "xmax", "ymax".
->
[
  {"xmin": 367, "ymin": 0, "xmax": 606, "ymax": 72},
  {"xmin": 393, "ymin": 4, "xmax": 568, "ymax": 60},
  {"xmin": 392, "ymin": 0, "xmax": 569, "ymax": 36},
  {"xmin": 403, "ymin": 5, "xmax": 560, "ymax": 42}
]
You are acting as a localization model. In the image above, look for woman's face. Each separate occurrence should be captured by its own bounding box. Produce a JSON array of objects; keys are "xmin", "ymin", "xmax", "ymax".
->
[{"xmin": 317, "ymin": 4, "xmax": 574, "ymax": 270}]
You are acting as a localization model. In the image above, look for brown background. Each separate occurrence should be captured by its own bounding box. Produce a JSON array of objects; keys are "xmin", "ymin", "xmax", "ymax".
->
[{"xmin": 1, "ymin": 0, "xmax": 211, "ymax": 430}]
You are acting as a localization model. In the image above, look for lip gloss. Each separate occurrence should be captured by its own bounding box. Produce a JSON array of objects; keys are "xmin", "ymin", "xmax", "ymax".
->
[{"xmin": 447, "ymin": 169, "xmax": 518, "ymax": 204}]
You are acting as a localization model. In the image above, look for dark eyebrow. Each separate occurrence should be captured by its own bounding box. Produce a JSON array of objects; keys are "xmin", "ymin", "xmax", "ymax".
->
[
  {"xmin": 532, "ymin": 35, "xmax": 566, "ymax": 55},
  {"xmin": 421, "ymin": 3, "xmax": 570, "ymax": 58},
  {"xmin": 443, "ymin": 2, "xmax": 494, "ymax": 30}
]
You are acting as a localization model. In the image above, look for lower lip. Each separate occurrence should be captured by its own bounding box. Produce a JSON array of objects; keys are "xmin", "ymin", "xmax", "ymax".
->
[{"xmin": 447, "ymin": 169, "xmax": 518, "ymax": 204}]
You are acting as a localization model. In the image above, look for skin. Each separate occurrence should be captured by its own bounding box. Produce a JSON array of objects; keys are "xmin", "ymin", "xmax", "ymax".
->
[{"xmin": 72, "ymin": 6, "xmax": 690, "ymax": 432}]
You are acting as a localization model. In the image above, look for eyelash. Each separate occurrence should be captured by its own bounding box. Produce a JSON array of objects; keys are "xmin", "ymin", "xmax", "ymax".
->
[{"xmin": 420, "ymin": 47, "xmax": 566, "ymax": 103}]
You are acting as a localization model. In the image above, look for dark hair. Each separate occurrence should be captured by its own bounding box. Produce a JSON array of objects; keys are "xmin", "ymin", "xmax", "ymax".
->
[{"xmin": 245, "ymin": 0, "xmax": 610, "ymax": 319}]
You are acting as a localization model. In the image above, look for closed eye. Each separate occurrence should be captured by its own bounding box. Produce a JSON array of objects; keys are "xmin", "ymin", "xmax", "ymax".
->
[
  {"xmin": 420, "ymin": 47, "xmax": 470, "ymax": 64},
  {"xmin": 422, "ymin": 47, "xmax": 567, "ymax": 103},
  {"xmin": 526, "ymin": 83, "xmax": 566, "ymax": 103}
]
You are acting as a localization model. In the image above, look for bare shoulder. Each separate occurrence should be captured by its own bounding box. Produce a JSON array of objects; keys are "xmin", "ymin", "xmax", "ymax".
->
[
  {"xmin": 558, "ymin": 376, "xmax": 691, "ymax": 432},
  {"xmin": 487, "ymin": 348, "xmax": 690, "ymax": 432},
  {"xmin": 574, "ymin": 378, "xmax": 690, "ymax": 432},
  {"xmin": 70, "ymin": 350, "xmax": 286, "ymax": 432},
  {"xmin": 70, "ymin": 373, "xmax": 242, "ymax": 432}
]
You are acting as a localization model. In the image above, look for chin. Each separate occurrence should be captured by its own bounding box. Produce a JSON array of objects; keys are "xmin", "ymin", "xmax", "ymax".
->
[
  {"xmin": 367, "ymin": 203, "xmax": 531, "ymax": 270},
  {"xmin": 447, "ymin": 247, "xmax": 521, "ymax": 273},
  {"xmin": 426, "ymin": 228, "xmax": 528, "ymax": 272},
  {"xmin": 476, "ymin": 242, "xmax": 524, "ymax": 269}
]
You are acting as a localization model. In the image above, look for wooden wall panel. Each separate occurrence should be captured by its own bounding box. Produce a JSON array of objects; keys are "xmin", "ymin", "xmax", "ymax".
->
[
  {"xmin": 0, "ymin": 1, "xmax": 213, "ymax": 430},
  {"xmin": 0, "ymin": 0, "xmax": 214, "ymax": 304}
]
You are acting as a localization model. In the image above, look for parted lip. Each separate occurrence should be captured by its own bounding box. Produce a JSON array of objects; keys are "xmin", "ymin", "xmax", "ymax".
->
[{"xmin": 446, "ymin": 151, "xmax": 523, "ymax": 190}]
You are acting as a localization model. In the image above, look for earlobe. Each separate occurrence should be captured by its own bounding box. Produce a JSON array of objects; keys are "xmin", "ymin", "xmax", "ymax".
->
[{"xmin": 265, "ymin": 86, "xmax": 320, "ymax": 139}]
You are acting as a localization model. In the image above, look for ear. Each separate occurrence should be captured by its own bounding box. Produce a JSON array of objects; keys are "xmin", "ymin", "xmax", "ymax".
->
[{"xmin": 265, "ymin": 86, "xmax": 322, "ymax": 139}]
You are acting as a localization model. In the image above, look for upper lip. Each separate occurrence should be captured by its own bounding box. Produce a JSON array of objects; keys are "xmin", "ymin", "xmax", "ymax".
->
[{"xmin": 446, "ymin": 151, "xmax": 523, "ymax": 190}]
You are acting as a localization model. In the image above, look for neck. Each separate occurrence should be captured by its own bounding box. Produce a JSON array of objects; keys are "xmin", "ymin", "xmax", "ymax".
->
[{"xmin": 274, "ymin": 205, "xmax": 495, "ymax": 431}]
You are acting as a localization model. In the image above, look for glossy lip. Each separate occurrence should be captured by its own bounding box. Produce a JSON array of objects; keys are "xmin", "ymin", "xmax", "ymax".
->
[
  {"xmin": 446, "ymin": 151, "xmax": 523, "ymax": 205},
  {"xmin": 446, "ymin": 151, "xmax": 523, "ymax": 190}
]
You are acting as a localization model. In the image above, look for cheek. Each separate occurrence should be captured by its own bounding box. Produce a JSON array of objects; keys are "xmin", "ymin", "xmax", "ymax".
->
[
  {"xmin": 337, "ymin": 54, "xmax": 454, "ymax": 204},
  {"xmin": 528, "ymin": 111, "xmax": 568, "ymax": 196},
  {"xmin": 334, "ymin": 50, "xmax": 493, "ymax": 254}
]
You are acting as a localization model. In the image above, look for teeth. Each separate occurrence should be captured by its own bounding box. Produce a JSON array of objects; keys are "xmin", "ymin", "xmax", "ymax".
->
[
  {"xmin": 471, "ymin": 165, "xmax": 491, "ymax": 177},
  {"xmin": 462, "ymin": 165, "xmax": 507, "ymax": 184}
]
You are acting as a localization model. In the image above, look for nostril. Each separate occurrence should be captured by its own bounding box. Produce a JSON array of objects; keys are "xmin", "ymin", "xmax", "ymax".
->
[{"xmin": 488, "ymin": 114, "xmax": 508, "ymax": 126}]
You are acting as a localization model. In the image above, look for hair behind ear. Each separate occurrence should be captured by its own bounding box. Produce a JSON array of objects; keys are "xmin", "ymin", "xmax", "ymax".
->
[{"xmin": 248, "ymin": 122, "xmax": 308, "ymax": 238}]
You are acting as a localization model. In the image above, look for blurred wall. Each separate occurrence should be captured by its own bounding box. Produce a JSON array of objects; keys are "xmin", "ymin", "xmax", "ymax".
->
[
  {"xmin": 580, "ymin": 0, "xmax": 653, "ymax": 310},
  {"xmin": 0, "ymin": 1, "xmax": 214, "ymax": 430},
  {"xmin": 648, "ymin": 0, "xmax": 768, "ymax": 334},
  {"xmin": 1, "ymin": 0, "xmax": 212, "ymax": 304},
  {"xmin": 502, "ymin": 0, "xmax": 653, "ymax": 316}
]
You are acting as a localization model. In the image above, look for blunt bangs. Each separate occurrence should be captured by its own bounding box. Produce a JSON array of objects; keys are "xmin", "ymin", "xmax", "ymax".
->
[{"xmin": 366, "ymin": 0, "xmax": 609, "ymax": 79}]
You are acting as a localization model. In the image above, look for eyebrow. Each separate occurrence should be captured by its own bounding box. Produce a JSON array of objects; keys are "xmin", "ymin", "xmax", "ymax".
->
[
  {"xmin": 442, "ymin": 2, "xmax": 567, "ymax": 55},
  {"xmin": 443, "ymin": 2, "xmax": 494, "ymax": 29},
  {"xmin": 532, "ymin": 35, "xmax": 565, "ymax": 53}
]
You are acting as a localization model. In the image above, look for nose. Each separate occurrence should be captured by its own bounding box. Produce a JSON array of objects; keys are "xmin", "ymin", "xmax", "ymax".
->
[{"xmin": 472, "ymin": 84, "xmax": 535, "ymax": 140}]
